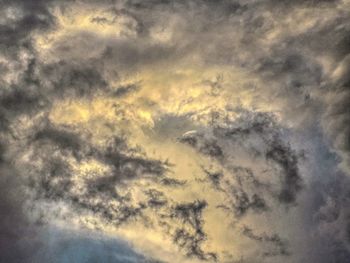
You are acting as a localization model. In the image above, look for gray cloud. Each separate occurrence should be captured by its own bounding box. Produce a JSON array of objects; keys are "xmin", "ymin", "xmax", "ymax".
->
[{"xmin": 0, "ymin": 160, "xmax": 42, "ymax": 263}]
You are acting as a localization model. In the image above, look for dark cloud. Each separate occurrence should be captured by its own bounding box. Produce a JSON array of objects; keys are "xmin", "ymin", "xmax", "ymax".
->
[
  {"xmin": 266, "ymin": 0, "xmax": 339, "ymax": 9},
  {"xmin": 36, "ymin": 157, "xmax": 72, "ymax": 201},
  {"xmin": 113, "ymin": 82, "xmax": 141, "ymax": 98},
  {"xmin": 33, "ymin": 124, "xmax": 83, "ymax": 156},
  {"xmin": 256, "ymin": 52, "xmax": 323, "ymax": 91},
  {"xmin": 0, "ymin": 42, "xmax": 46, "ymax": 258},
  {"xmin": 180, "ymin": 110, "xmax": 303, "ymax": 213},
  {"xmin": 214, "ymin": 166, "xmax": 271, "ymax": 219},
  {"xmin": 202, "ymin": 168, "xmax": 224, "ymax": 190},
  {"xmin": 96, "ymin": 136, "xmax": 169, "ymax": 182},
  {"xmin": 266, "ymin": 139, "xmax": 303, "ymax": 204},
  {"xmin": 226, "ymin": 190, "xmax": 268, "ymax": 218},
  {"xmin": 241, "ymin": 226, "xmax": 290, "ymax": 257},
  {"xmin": 0, "ymin": 87, "xmax": 43, "ymax": 114},
  {"xmin": 41, "ymin": 61, "xmax": 110, "ymax": 97},
  {"xmin": 159, "ymin": 177, "xmax": 186, "ymax": 187},
  {"xmin": 0, "ymin": 161, "xmax": 42, "ymax": 263},
  {"xmin": 309, "ymin": 172, "xmax": 350, "ymax": 263},
  {"xmin": 0, "ymin": 0, "xmax": 54, "ymax": 52},
  {"xmin": 179, "ymin": 132, "xmax": 223, "ymax": 159},
  {"xmin": 27, "ymin": 129, "xmax": 173, "ymax": 226},
  {"xmin": 145, "ymin": 189, "xmax": 168, "ymax": 208},
  {"xmin": 170, "ymin": 200, "xmax": 217, "ymax": 261}
]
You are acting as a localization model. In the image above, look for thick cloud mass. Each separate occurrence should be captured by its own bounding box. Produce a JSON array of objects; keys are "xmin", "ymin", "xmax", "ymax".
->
[{"xmin": 1, "ymin": 0, "xmax": 350, "ymax": 262}]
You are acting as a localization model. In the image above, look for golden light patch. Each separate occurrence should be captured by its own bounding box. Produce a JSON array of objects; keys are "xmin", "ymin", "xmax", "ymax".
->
[{"xmin": 34, "ymin": 4, "xmax": 138, "ymax": 57}]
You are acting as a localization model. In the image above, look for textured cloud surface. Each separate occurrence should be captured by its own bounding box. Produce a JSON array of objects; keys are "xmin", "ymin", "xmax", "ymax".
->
[{"xmin": 1, "ymin": 0, "xmax": 350, "ymax": 262}]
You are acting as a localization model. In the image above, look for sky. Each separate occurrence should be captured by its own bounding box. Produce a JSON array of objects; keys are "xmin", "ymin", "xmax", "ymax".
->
[{"xmin": 0, "ymin": 0, "xmax": 350, "ymax": 262}]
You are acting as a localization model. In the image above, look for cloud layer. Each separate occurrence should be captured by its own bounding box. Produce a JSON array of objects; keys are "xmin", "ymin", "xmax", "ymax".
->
[{"xmin": 1, "ymin": 0, "xmax": 350, "ymax": 262}]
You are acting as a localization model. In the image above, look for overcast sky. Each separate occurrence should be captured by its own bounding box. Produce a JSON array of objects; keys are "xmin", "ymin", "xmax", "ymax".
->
[{"xmin": 0, "ymin": 0, "xmax": 350, "ymax": 262}]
